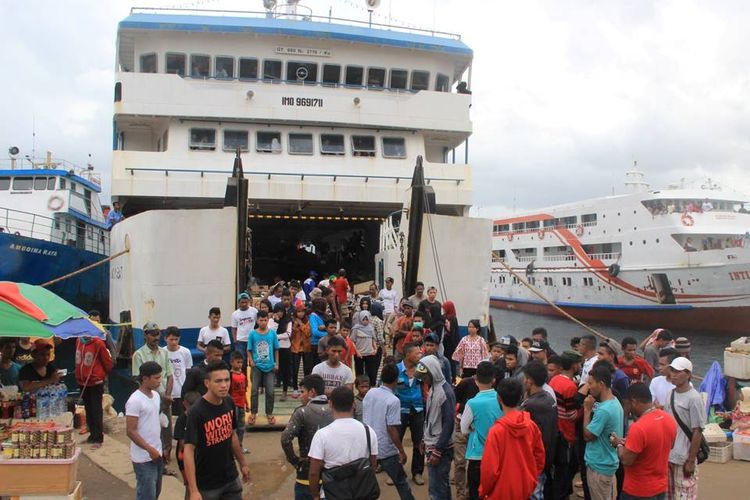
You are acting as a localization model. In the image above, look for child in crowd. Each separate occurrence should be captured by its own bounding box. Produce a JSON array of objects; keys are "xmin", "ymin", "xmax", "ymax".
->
[
  {"xmin": 230, "ymin": 351, "xmax": 249, "ymax": 453},
  {"xmin": 248, "ymin": 310, "xmax": 279, "ymax": 425},
  {"xmin": 521, "ymin": 337, "xmax": 533, "ymax": 350},
  {"xmin": 339, "ymin": 321, "xmax": 358, "ymax": 368},
  {"xmin": 452, "ymin": 319, "xmax": 489, "ymax": 378},
  {"xmin": 173, "ymin": 391, "xmax": 201, "ymax": 499},
  {"xmin": 488, "ymin": 342, "xmax": 504, "ymax": 363},
  {"xmin": 273, "ymin": 303, "xmax": 292, "ymax": 401},
  {"xmin": 317, "ymin": 319, "xmax": 340, "ymax": 362},
  {"xmin": 353, "ymin": 374, "xmax": 370, "ymax": 421}
]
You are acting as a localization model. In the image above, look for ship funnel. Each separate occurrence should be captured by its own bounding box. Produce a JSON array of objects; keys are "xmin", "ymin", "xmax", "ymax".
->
[{"xmin": 624, "ymin": 165, "xmax": 649, "ymax": 193}]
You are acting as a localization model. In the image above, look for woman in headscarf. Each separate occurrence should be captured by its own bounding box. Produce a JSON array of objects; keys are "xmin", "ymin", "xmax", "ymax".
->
[
  {"xmin": 350, "ymin": 310, "xmax": 379, "ymax": 385},
  {"xmin": 354, "ymin": 296, "xmax": 371, "ymax": 325},
  {"xmin": 442, "ymin": 300, "xmax": 459, "ymax": 381}
]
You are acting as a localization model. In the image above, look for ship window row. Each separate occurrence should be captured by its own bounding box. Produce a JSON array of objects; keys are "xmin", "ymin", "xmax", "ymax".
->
[
  {"xmin": 189, "ymin": 128, "xmax": 407, "ymax": 158},
  {"xmin": 642, "ymin": 198, "xmax": 748, "ymax": 215},
  {"xmin": 0, "ymin": 176, "xmax": 59, "ymax": 191},
  {"xmin": 140, "ymin": 53, "xmax": 453, "ymax": 92},
  {"xmin": 500, "ymin": 275, "xmax": 596, "ymax": 287},
  {"xmin": 493, "ymin": 213, "xmax": 599, "ymax": 235}
]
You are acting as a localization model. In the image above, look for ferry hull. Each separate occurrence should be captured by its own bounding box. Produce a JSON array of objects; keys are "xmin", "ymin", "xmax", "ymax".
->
[
  {"xmin": 0, "ymin": 232, "xmax": 109, "ymax": 313},
  {"xmin": 490, "ymin": 297, "xmax": 749, "ymax": 334}
]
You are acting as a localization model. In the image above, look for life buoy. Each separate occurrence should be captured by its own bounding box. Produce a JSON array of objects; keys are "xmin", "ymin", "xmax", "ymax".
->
[
  {"xmin": 681, "ymin": 213, "xmax": 694, "ymax": 226},
  {"xmin": 576, "ymin": 224, "xmax": 584, "ymax": 237},
  {"xmin": 538, "ymin": 229, "xmax": 545, "ymax": 240},
  {"xmin": 608, "ymin": 263, "xmax": 621, "ymax": 277},
  {"xmin": 48, "ymin": 196, "xmax": 64, "ymax": 211},
  {"xmin": 508, "ymin": 232, "xmax": 514, "ymax": 241}
]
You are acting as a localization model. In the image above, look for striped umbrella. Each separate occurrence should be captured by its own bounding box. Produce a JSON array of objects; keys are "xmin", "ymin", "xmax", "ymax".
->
[{"xmin": 0, "ymin": 282, "xmax": 105, "ymax": 339}]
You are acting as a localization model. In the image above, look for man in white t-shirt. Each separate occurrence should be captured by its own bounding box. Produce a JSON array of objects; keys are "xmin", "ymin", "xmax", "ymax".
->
[
  {"xmin": 231, "ymin": 293, "xmax": 258, "ymax": 361},
  {"xmin": 650, "ymin": 347, "xmax": 680, "ymax": 408},
  {"xmin": 197, "ymin": 307, "xmax": 231, "ymax": 353},
  {"xmin": 577, "ymin": 335, "xmax": 599, "ymax": 387},
  {"xmin": 308, "ymin": 386, "xmax": 378, "ymax": 499},
  {"xmin": 312, "ymin": 336, "xmax": 354, "ymax": 396},
  {"xmin": 379, "ymin": 277, "xmax": 399, "ymax": 321},
  {"xmin": 126, "ymin": 361, "xmax": 167, "ymax": 500},
  {"xmin": 165, "ymin": 327, "xmax": 193, "ymax": 417}
]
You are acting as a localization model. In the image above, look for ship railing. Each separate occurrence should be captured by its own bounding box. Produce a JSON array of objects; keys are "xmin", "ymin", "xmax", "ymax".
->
[
  {"xmin": 515, "ymin": 256, "xmax": 536, "ymax": 263},
  {"xmin": 491, "ymin": 251, "xmax": 505, "ymax": 263},
  {"xmin": 379, "ymin": 217, "xmax": 400, "ymax": 252},
  {"xmin": 543, "ymin": 254, "xmax": 576, "ymax": 262},
  {"xmin": 129, "ymin": 7, "xmax": 463, "ymax": 40},
  {"xmin": 0, "ymin": 207, "xmax": 56, "ymax": 241},
  {"xmin": 587, "ymin": 252, "xmax": 620, "ymax": 261},
  {"xmin": 124, "ymin": 167, "xmax": 465, "ymax": 185}
]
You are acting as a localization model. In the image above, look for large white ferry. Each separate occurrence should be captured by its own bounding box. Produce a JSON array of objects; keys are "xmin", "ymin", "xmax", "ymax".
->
[
  {"xmin": 109, "ymin": 2, "xmax": 491, "ymax": 348},
  {"xmin": 489, "ymin": 171, "xmax": 750, "ymax": 333}
]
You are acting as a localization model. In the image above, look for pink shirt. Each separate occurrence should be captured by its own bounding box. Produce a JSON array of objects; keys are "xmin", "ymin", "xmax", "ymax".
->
[{"xmin": 452, "ymin": 335, "xmax": 489, "ymax": 370}]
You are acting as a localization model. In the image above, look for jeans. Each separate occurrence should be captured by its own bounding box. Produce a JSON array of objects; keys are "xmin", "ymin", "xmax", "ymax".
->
[
  {"xmin": 399, "ymin": 409, "xmax": 425, "ymax": 476},
  {"xmin": 467, "ymin": 459, "xmax": 481, "ymax": 500},
  {"xmin": 133, "ymin": 460, "xmax": 163, "ymax": 500},
  {"xmin": 380, "ymin": 454, "xmax": 416, "ymax": 500},
  {"xmin": 199, "ymin": 477, "xmax": 243, "ymax": 500},
  {"xmin": 294, "ymin": 481, "xmax": 314, "ymax": 500},
  {"xmin": 81, "ymin": 383, "xmax": 104, "ymax": 443},
  {"xmin": 279, "ymin": 348, "xmax": 292, "ymax": 392},
  {"xmin": 234, "ymin": 341, "xmax": 247, "ymax": 362},
  {"xmin": 530, "ymin": 471, "xmax": 546, "ymax": 500},
  {"xmin": 236, "ymin": 408, "xmax": 246, "ymax": 446},
  {"xmin": 251, "ymin": 367, "xmax": 275, "ymax": 415},
  {"xmin": 427, "ymin": 448, "xmax": 453, "ymax": 500}
]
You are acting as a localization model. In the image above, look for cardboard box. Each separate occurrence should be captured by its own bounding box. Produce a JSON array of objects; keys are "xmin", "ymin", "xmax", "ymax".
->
[
  {"xmin": 0, "ymin": 449, "xmax": 79, "ymax": 496},
  {"xmin": 9, "ymin": 481, "xmax": 82, "ymax": 500}
]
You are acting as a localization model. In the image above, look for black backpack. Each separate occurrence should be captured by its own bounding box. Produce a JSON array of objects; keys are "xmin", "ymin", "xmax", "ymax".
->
[{"xmin": 321, "ymin": 422, "xmax": 380, "ymax": 500}]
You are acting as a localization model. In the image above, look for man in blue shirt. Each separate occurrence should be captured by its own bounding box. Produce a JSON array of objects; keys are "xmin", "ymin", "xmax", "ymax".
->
[
  {"xmin": 583, "ymin": 364, "xmax": 624, "ymax": 500},
  {"xmin": 460, "ymin": 361, "xmax": 502, "ymax": 500},
  {"xmin": 363, "ymin": 363, "xmax": 415, "ymax": 500},
  {"xmin": 395, "ymin": 343, "xmax": 425, "ymax": 485},
  {"xmin": 106, "ymin": 201, "xmax": 124, "ymax": 228}
]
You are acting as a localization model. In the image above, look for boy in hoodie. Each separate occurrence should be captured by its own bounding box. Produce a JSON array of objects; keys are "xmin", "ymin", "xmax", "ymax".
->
[
  {"xmin": 415, "ymin": 355, "xmax": 456, "ymax": 500},
  {"xmin": 480, "ymin": 378, "xmax": 545, "ymax": 500}
]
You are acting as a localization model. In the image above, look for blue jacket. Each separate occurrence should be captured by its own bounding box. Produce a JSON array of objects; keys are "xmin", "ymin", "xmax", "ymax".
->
[
  {"xmin": 465, "ymin": 389, "xmax": 502, "ymax": 460},
  {"xmin": 396, "ymin": 361, "xmax": 424, "ymax": 413}
]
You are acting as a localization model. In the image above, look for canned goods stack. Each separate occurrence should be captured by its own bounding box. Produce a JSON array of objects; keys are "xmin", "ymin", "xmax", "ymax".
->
[{"xmin": 1, "ymin": 423, "xmax": 75, "ymax": 460}]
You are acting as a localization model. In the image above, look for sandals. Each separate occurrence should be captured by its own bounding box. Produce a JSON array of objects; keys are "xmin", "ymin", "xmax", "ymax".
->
[
  {"xmin": 247, "ymin": 414, "xmax": 256, "ymax": 426},
  {"xmin": 267, "ymin": 415, "xmax": 277, "ymax": 425}
]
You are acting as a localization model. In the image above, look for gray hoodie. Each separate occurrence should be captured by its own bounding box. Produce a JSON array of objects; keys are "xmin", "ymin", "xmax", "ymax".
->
[{"xmin": 420, "ymin": 355, "xmax": 456, "ymax": 454}]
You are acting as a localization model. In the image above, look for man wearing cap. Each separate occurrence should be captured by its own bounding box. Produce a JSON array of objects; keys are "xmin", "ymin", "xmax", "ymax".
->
[
  {"xmin": 303, "ymin": 271, "xmax": 318, "ymax": 301},
  {"xmin": 132, "ymin": 323, "xmax": 174, "ymax": 472},
  {"xmin": 423, "ymin": 333, "xmax": 451, "ymax": 383},
  {"xmin": 664, "ymin": 357, "xmax": 705, "ymax": 499},
  {"xmin": 529, "ymin": 340, "xmax": 550, "ymax": 365},
  {"xmin": 232, "ymin": 292, "xmax": 258, "ymax": 362},
  {"xmin": 126, "ymin": 361, "xmax": 167, "ymax": 500},
  {"xmin": 18, "ymin": 340, "xmax": 61, "ymax": 392},
  {"xmin": 416, "ymin": 355, "xmax": 456, "ymax": 500},
  {"xmin": 674, "ymin": 337, "xmax": 691, "ymax": 359}
]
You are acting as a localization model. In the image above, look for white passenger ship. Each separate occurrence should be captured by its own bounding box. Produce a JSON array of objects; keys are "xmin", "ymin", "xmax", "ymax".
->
[
  {"xmin": 109, "ymin": 2, "xmax": 491, "ymax": 347},
  {"xmin": 489, "ymin": 172, "xmax": 750, "ymax": 333}
]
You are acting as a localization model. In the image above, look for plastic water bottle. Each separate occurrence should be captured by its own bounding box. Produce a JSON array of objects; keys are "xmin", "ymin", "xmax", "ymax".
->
[
  {"xmin": 58, "ymin": 384, "xmax": 68, "ymax": 415},
  {"xmin": 37, "ymin": 388, "xmax": 49, "ymax": 420}
]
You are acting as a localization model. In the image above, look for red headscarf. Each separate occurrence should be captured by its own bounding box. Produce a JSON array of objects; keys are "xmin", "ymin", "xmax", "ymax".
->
[{"xmin": 442, "ymin": 300, "xmax": 457, "ymax": 320}]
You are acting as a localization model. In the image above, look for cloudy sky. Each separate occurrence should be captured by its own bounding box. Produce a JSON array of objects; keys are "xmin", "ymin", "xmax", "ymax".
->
[{"xmin": 2, "ymin": 0, "xmax": 749, "ymax": 216}]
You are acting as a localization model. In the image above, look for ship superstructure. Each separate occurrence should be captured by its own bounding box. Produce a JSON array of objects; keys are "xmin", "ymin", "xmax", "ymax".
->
[{"xmin": 489, "ymin": 172, "xmax": 750, "ymax": 333}]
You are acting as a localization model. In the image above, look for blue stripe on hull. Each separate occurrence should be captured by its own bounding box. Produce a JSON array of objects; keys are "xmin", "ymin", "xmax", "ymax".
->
[
  {"xmin": 489, "ymin": 295, "xmax": 693, "ymax": 311},
  {"xmin": 0, "ymin": 233, "xmax": 109, "ymax": 313}
]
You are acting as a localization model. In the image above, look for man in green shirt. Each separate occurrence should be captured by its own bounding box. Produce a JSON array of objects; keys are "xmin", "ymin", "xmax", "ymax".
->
[{"xmin": 132, "ymin": 322, "xmax": 175, "ymax": 467}]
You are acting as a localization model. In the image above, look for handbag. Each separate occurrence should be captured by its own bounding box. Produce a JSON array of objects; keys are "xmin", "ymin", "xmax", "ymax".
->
[
  {"xmin": 321, "ymin": 422, "xmax": 380, "ymax": 500},
  {"xmin": 670, "ymin": 389, "xmax": 709, "ymax": 464}
]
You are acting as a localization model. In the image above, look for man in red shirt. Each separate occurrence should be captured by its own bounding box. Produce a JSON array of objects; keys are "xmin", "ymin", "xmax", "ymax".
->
[
  {"xmin": 611, "ymin": 382, "xmax": 676, "ymax": 500},
  {"xmin": 333, "ymin": 267, "xmax": 351, "ymax": 320},
  {"xmin": 548, "ymin": 350, "xmax": 582, "ymax": 499},
  {"xmin": 617, "ymin": 337, "xmax": 654, "ymax": 385},
  {"xmin": 480, "ymin": 378, "xmax": 545, "ymax": 500},
  {"xmin": 75, "ymin": 333, "xmax": 113, "ymax": 447}
]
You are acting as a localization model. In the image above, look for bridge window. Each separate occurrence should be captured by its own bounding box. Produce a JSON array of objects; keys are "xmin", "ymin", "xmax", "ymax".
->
[
  {"xmin": 166, "ymin": 53, "xmax": 186, "ymax": 76},
  {"xmin": 367, "ymin": 68, "xmax": 386, "ymax": 89},
  {"xmin": 263, "ymin": 60, "xmax": 282, "ymax": 82},
  {"xmin": 582, "ymin": 213, "xmax": 597, "ymax": 224},
  {"xmin": 322, "ymin": 64, "xmax": 341, "ymax": 86},
  {"xmin": 239, "ymin": 58, "xmax": 258, "ymax": 80},
  {"xmin": 12, "ymin": 177, "xmax": 33, "ymax": 190},
  {"xmin": 0, "ymin": 177, "xmax": 9, "ymax": 190},
  {"xmin": 215, "ymin": 56, "xmax": 234, "ymax": 79},
  {"xmin": 190, "ymin": 128, "xmax": 216, "ymax": 151},
  {"xmin": 287, "ymin": 61, "xmax": 317, "ymax": 84},
  {"xmin": 382, "ymin": 137, "xmax": 406, "ymax": 158},
  {"xmin": 436, "ymin": 73, "xmax": 450, "ymax": 92},
  {"xmin": 345, "ymin": 65, "xmax": 364, "ymax": 86},
  {"xmin": 190, "ymin": 54, "xmax": 210, "ymax": 78},
  {"xmin": 411, "ymin": 70, "xmax": 430, "ymax": 91},
  {"xmin": 321, "ymin": 134, "xmax": 345, "ymax": 156},
  {"xmin": 390, "ymin": 69, "xmax": 408, "ymax": 90},
  {"xmin": 223, "ymin": 130, "xmax": 248, "ymax": 152},
  {"xmin": 140, "ymin": 53, "xmax": 157, "ymax": 73},
  {"xmin": 47, "ymin": 177, "xmax": 56, "ymax": 190},
  {"xmin": 33, "ymin": 177, "xmax": 48, "ymax": 190},
  {"xmin": 289, "ymin": 133, "xmax": 314, "ymax": 155},
  {"xmin": 256, "ymin": 132, "xmax": 282, "ymax": 153},
  {"xmin": 352, "ymin": 136, "xmax": 376, "ymax": 157}
]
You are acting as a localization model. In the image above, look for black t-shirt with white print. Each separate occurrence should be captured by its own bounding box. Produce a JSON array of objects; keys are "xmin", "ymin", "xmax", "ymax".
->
[{"xmin": 184, "ymin": 395, "xmax": 239, "ymax": 490}]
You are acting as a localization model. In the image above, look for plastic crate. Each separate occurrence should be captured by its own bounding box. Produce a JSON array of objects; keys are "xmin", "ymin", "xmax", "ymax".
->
[
  {"xmin": 708, "ymin": 441, "xmax": 733, "ymax": 463},
  {"xmin": 733, "ymin": 431, "xmax": 750, "ymax": 461}
]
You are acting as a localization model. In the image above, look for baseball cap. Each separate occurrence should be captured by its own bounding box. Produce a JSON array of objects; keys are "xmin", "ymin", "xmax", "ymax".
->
[
  {"xmin": 669, "ymin": 357, "xmax": 693, "ymax": 372},
  {"xmin": 499, "ymin": 335, "xmax": 518, "ymax": 347},
  {"xmin": 415, "ymin": 360, "xmax": 431, "ymax": 380},
  {"xmin": 143, "ymin": 322, "xmax": 160, "ymax": 333},
  {"xmin": 237, "ymin": 292, "xmax": 250, "ymax": 300},
  {"xmin": 529, "ymin": 340, "xmax": 548, "ymax": 353},
  {"xmin": 32, "ymin": 339, "xmax": 53, "ymax": 352},
  {"xmin": 424, "ymin": 333, "xmax": 440, "ymax": 345},
  {"xmin": 562, "ymin": 350, "xmax": 583, "ymax": 362}
]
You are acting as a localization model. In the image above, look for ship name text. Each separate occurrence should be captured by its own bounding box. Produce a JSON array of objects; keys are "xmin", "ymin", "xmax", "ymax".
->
[
  {"xmin": 8, "ymin": 243, "xmax": 58, "ymax": 257},
  {"xmin": 729, "ymin": 270, "xmax": 750, "ymax": 281},
  {"xmin": 281, "ymin": 97, "xmax": 324, "ymax": 107}
]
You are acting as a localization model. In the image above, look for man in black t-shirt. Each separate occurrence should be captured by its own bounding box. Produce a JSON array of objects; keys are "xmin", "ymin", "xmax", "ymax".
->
[
  {"xmin": 18, "ymin": 341, "xmax": 60, "ymax": 393},
  {"xmin": 183, "ymin": 361, "xmax": 250, "ymax": 500}
]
